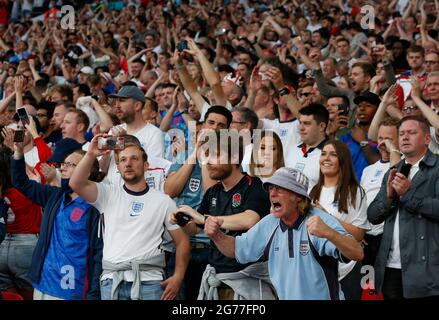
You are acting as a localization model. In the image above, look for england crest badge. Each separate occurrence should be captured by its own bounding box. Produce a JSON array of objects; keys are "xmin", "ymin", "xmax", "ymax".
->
[
  {"xmin": 189, "ymin": 178, "xmax": 201, "ymax": 192},
  {"xmin": 130, "ymin": 202, "xmax": 144, "ymax": 216},
  {"xmin": 300, "ymin": 240, "xmax": 309, "ymax": 256},
  {"xmin": 232, "ymin": 193, "xmax": 242, "ymax": 207}
]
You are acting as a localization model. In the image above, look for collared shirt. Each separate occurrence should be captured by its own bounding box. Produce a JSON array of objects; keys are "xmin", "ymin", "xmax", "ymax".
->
[
  {"xmin": 387, "ymin": 157, "xmax": 422, "ymax": 269},
  {"xmin": 235, "ymin": 208, "xmax": 349, "ymax": 300},
  {"xmin": 284, "ymin": 138, "xmax": 327, "ymax": 192},
  {"xmin": 198, "ymin": 174, "xmax": 271, "ymax": 273}
]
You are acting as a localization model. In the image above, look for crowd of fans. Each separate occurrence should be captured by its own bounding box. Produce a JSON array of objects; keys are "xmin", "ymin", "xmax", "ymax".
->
[{"xmin": 0, "ymin": 0, "xmax": 439, "ymax": 301}]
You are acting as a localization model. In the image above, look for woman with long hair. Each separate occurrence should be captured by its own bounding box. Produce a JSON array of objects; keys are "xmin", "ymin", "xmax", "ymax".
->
[
  {"xmin": 310, "ymin": 140, "xmax": 370, "ymax": 300},
  {"xmin": 249, "ymin": 130, "xmax": 284, "ymax": 181}
]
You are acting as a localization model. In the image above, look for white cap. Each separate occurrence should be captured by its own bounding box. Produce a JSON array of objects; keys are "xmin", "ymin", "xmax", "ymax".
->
[{"xmin": 80, "ymin": 66, "xmax": 94, "ymax": 75}]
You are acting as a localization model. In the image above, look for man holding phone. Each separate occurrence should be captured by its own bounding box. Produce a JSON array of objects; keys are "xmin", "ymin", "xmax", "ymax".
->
[
  {"xmin": 69, "ymin": 136, "xmax": 190, "ymax": 300},
  {"xmin": 368, "ymin": 115, "xmax": 439, "ymax": 299}
]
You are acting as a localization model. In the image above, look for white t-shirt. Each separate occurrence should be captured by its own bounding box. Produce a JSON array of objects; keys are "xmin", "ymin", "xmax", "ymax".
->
[
  {"xmin": 283, "ymin": 143, "xmax": 322, "ymax": 192},
  {"xmin": 387, "ymin": 158, "xmax": 421, "ymax": 269},
  {"xmin": 145, "ymin": 156, "xmax": 172, "ymax": 192},
  {"xmin": 241, "ymin": 143, "xmax": 253, "ymax": 174},
  {"xmin": 318, "ymin": 186, "xmax": 370, "ymax": 280},
  {"xmin": 361, "ymin": 160, "xmax": 390, "ymax": 236},
  {"xmin": 91, "ymin": 180, "xmax": 178, "ymax": 282},
  {"xmin": 106, "ymin": 155, "xmax": 171, "ymax": 193},
  {"xmin": 106, "ymin": 123, "xmax": 165, "ymax": 183},
  {"xmin": 116, "ymin": 123, "xmax": 164, "ymax": 159},
  {"xmin": 24, "ymin": 146, "xmax": 40, "ymax": 168},
  {"xmin": 262, "ymin": 119, "xmax": 300, "ymax": 147}
]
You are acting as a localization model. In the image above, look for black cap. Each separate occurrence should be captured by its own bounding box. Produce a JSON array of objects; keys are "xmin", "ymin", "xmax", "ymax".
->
[{"xmin": 354, "ymin": 91, "xmax": 381, "ymax": 107}]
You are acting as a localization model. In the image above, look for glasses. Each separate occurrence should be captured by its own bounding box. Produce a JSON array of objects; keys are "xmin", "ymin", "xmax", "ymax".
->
[
  {"xmin": 60, "ymin": 162, "xmax": 77, "ymax": 168},
  {"xmin": 402, "ymin": 105, "xmax": 418, "ymax": 112},
  {"xmin": 425, "ymin": 60, "xmax": 439, "ymax": 65},
  {"xmin": 299, "ymin": 92, "xmax": 312, "ymax": 97}
]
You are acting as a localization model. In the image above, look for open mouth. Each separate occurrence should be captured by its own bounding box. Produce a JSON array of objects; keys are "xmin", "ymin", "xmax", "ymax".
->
[{"xmin": 272, "ymin": 201, "xmax": 282, "ymax": 212}]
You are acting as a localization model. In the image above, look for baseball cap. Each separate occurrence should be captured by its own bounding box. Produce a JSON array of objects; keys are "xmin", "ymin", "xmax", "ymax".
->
[
  {"xmin": 109, "ymin": 85, "xmax": 146, "ymax": 103},
  {"xmin": 354, "ymin": 91, "xmax": 381, "ymax": 107},
  {"xmin": 263, "ymin": 167, "xmax": 310, "ymax": 199},
  {"xmin": 79, "ymin": 66, "xmax": 94, "ymax": 75}
]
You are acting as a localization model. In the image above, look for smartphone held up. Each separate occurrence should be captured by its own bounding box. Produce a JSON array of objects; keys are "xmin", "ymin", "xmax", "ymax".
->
[{"xmin": 97, "ymin": 136, "xmax": 125, "ymax": 151}]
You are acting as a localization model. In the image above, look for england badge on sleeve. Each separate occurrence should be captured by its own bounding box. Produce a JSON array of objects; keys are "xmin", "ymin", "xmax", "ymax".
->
[{"xmin": 130, "ymin": 202, "xmax": 144, "ymax": 216}]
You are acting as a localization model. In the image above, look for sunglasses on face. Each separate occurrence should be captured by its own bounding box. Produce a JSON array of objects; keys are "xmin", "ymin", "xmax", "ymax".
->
[{"xmin": 402, "ymin": 105, "xmax": 418, "ymax": 112}]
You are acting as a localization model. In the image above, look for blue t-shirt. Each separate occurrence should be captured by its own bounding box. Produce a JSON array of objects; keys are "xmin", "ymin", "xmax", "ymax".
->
[
  {"xmin": 33, "ymin": 195, "xmax": 92, "ymax": 300},
  {"xmin": 168, "ymin": 158, "xmax": 207, "ymax": 244},
  {"xmin": 168, "ymin": 160, "xmax": 203, "ymax": 210},
  {"xmin": 339, "ymin": 133, "xmax": 377, "ymax": 181},
  {"xmin": 161, "ymin": 111, "xmax": 188, "ymax": 161},
  {"xmin": 236, "ymin": 208, "xmax": 350, "ymax": 300}
]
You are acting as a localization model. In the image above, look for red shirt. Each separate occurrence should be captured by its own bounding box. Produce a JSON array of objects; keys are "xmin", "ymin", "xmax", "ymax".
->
[{"xmin": 3, "ymin": 188, "xmax": 41, "ymax": 234}]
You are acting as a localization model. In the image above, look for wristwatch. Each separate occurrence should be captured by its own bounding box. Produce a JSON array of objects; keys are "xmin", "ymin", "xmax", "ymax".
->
[
  {"xmin": 278, "ymin": 87, "xmax": 290, "ymax": 96},
  {"xmin": 360, "ymin": 140, "xmax": 369, "ymax": 148}
]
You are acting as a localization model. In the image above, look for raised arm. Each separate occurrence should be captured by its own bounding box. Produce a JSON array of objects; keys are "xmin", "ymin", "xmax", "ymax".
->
[
  {"xmin": 69, "ymin": 135, "xmax": 109, "ymax": 203},
  {"xmin": 266, "ymin": 66, "xmax": 302, "ymax": 120},
  {"xmin": 91, "ymin": 98, "xmax": 114, "ymax": 133},
  {"xmin": 159, "ymin": 87, "xmax": 179, "ymax": 132},
  {"xmin": 173, "ymin": 51, "xmax": 206, "ymax": 113},
  {"xmin": 411, "ymin": 76, "xmax": 439, "ymax": 129},
  {"xmin": 369, "ymin": 84, "xmax": 400, "ymax": 141},
  {"xmin": 186, "ymin": 38, "xmax": 227, "ymax": 106}
]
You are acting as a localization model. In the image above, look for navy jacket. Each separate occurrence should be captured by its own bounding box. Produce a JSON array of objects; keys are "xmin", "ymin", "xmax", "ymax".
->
[{"xmin": 11, "ymin": 157, "xmax": 103, "ymax": 300}]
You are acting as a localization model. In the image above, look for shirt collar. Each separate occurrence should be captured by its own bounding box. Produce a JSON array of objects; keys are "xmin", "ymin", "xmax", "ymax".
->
[{"xmin": 279, "ymin": 214, "xmax": 305, "ymax": 232}]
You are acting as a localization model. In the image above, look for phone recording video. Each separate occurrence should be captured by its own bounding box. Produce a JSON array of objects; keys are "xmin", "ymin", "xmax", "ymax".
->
[
  {"xmin": 338, "ymin": 104, "xmax": 350, "ymax": 117},
  {"xmin": 13, "ymin": 130, "xmax": 25, "ymax": 143},
  {"xmin": 97, "ymin": 136, "xmax": 125, "ymax": 151}
]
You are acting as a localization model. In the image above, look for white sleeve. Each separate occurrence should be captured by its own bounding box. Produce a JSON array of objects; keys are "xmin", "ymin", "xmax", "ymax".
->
[
  {"xmin": 89, "ymin": 180, "xmax": 113, "ymax": 213},
  {"xmin": 347, "ymin": 189, "xmax": 371, "ymax": 230},
  {"xmin": 144, "ymin": 128, "xmax": 164, "ymax": 158},
  {"xmin": 164, "ymin": 198, "xmax": 179, "ymax": 231}
]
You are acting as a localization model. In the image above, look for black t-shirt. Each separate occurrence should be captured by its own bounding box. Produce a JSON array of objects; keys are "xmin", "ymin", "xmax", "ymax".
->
[{"xmin": 198, "ymin": 174, "xmax": 271, "ymax": 273}]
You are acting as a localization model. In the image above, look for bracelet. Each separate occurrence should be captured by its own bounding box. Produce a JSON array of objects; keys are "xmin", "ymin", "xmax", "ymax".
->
[{"xmin": 390, "ymin": 148, "xmax": 401, "ymax": 154}]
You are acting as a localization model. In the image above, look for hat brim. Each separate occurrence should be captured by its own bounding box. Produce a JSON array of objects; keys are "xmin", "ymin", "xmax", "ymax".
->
[
  {"xmin": 353, "ymin": 96, "xmax": 380, "ymax": 106},
  {"xmin": 263, "ymin": 181, "xmax": 310, "ymax": 200},
  {"xmin": 108, "ymin": 93, "xmax": 145, "ymax": 103}
]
